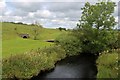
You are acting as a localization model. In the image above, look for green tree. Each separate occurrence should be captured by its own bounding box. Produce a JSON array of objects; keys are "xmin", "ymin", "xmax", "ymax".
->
[
  {"xmin": 58, "ymin": 27, "xmax": 62, "ymax": 31},
  {"xmin": 32, "ymin": 21, "xmax": 43, "ymax": 40},
  {"xmin": 76, "ymin": 1, "xmax": 117, "ymax": 55},
  {"xmin": 33, "ymin": 27, "xmax": 39, "ymax": 40}
]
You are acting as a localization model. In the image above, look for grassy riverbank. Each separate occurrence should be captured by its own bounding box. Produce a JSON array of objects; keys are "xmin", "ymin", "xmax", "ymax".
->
[
  {"xmin": 97, "ymin": 49, "xmax": 120, "ymax": 78},
  {"xmin": 2, "ymin": 46, "xmax": 67, "ymax": 79}
]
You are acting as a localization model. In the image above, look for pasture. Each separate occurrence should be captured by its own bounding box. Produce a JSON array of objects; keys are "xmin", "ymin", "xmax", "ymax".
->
[{"xmin": 2, "ymin": 22, "xmax": 66, "ymax": 58}]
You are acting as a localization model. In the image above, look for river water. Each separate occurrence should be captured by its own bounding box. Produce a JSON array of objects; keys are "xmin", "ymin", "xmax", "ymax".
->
[{"xmin": 31, "ymin": 54, "xmax": 98, "ymax": 80}]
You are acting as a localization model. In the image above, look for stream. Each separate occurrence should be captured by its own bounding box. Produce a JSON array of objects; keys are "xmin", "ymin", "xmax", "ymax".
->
[{"xmin": 31, "ymin": 54, "xmax": 98, "ymax": 80}]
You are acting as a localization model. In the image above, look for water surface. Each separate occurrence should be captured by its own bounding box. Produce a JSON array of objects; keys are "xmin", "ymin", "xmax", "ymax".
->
[{"xmin": 32, "ymin": 54, "xmax": 98, "ymax": 80}]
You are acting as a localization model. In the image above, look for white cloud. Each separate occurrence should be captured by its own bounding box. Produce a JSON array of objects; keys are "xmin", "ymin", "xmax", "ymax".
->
[
  {"xmin": 0, "ymin": 16, "xmax": 2, "ymax": 22},
  {"xmin": 51, "ymin": 19, "xmax": 64, "ymax": 23},
  {"xmin": 115, "ymin": 16, "xmax": 118, "ymax": 22},
  {"xmin": 28, "ymin": 12, "xmax": 34, "ymax": 18},
  {"xmin": 33, "ymin": 10, "xmax": 51, "ymax": 18},
  {"xmin": 0, "ymin": 2, "xmax": 6, "ymax": 8},
  {"xmin": 40, "ymin": 10, "xmax": 51, "ymax": 18},
  {"xmin": 1, "ymin": 16, "xmax": 22, "ymax": 22},
  {"xmin": 0, "ymin": 1, "xmax": 6, "ymax": 13},
  {"xmin": 14, "ymin": 16, "xmax": 22, "ymax": 21},
  {"xmin": 4, "ymin": 10, "xmax": 11, "ymax": 16}
]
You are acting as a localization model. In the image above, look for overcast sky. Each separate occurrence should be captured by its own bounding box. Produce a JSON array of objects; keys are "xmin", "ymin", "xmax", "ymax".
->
[{"xmin": 0, "ymin": 0, "xmax": 119, "ymax": 29}]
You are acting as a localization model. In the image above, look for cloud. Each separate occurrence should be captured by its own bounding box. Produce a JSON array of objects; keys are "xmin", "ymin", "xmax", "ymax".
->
[
  {"xmin": 1, "ymin": 2, "xmax": 84, "ymax": 28},
  {"xmin": 0, "ymin": 1, "xmax": 6, "ymax": 8},
  {"xmin": 5, "ymin": 0, "xmax": 119, "ymax": 2},
  {"xmin": 1, "ymin": 0, "xmax": 119, "ymax": 29},
  {"xmin": 0, "ymin": 1, "xmax": 6, "ymax": 15},
  {"xmin": 35, "ymin": 10, "xmax": 51, "ymax": 18},
  {"xmin": 28, "ymin": 12, "xmax": 34, "ymax": 18}
]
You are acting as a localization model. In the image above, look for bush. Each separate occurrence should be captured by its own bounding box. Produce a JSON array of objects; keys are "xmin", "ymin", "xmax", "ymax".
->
[
  {"xmin": 73, "ymin": 29, "xmax": 117, "ymax": 55},
  {"xmin": 105, "ymin": 31, "xmax": 120, "ymax": 49},
  {"xmin": 55, "ymin": 33, "xmax": 81, "ymax": 56},
  {"xmin": 115, "ymin": 31, "xmax": 120, "ymax": 48},
  {"xmin": 58, "ymin": 27, "xmax": 66, "ymax": 31}
]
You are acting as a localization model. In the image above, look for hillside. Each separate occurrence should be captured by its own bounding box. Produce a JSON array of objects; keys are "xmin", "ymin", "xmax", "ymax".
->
[{"xmin": 2, "ymin": 22, "xmax": 66, "ymax": 58}]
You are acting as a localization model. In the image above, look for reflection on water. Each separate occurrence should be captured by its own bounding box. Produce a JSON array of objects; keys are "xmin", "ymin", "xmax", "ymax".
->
[{"xmin": 31, "ymin": 54, "xmax": 98, "ymax": 80}]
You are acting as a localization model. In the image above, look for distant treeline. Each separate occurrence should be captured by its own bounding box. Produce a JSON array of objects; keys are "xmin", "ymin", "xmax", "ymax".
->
[
  {"xmin": 57, "ymin": 27, "xmax": 67, "ymax": 31},
  {"xmin": 2, "ymin": 21, "xmax": 43, "ymax": 28},
  {"xmin": 3, "ymin": 21, "xmax": 28, "ymax": 25}
]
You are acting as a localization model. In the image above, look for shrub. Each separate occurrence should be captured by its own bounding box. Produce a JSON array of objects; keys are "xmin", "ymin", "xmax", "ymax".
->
[
  {"xmin": 115, "ymin": 31, "xmax": 120, "ymax": 48},
  {"xmin": 106, "ymin": 31, "xmax": 120, "ymax": 49},
  {"xmin": 80, "ymin": 29, "xmax": 117, "ymax": 55},
  {"xmin": 55, "ymin": 33, "xmax": 81, "ymax": 56},
  {"xmin": 58, "ymin": 27, "xmax": 66, "ymax": 31}
]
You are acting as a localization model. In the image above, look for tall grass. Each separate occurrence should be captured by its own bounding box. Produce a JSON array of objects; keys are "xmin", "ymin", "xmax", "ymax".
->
[
  {"xmin": 97, "ymin": 49, "xmax": 120, "ymax": 78},
  {"xmin": 2, "ymin": 46, "xmax": 66, "ymax": 79}
]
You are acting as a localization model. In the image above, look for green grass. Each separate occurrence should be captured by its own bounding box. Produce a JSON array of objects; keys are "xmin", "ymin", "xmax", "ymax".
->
[
  {"xmin": 2, "ymin": 46, "xmax": 67, "ymax": 78},
  {"xmin": 2, "ymin": 22, "xmax": 66, "ymax": 58},
  {"xmin": 2, "ymin": 22, "xmax": 65, "ymax": 40},
  {"xmin": 97, "ymin": 49, "xmax": 120, "ymax": 78},
  {"xmin": 2, "ymin": 38, "xmax": 53, "ymax": 58}
]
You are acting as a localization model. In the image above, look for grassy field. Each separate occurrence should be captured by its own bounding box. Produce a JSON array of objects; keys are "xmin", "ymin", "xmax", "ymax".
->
[
  {"xmin": 3, "ymin": 39, "xmax": 53, "ymax": 58},
  {"xmin": 2, "ymin": 22, "xmax": 66, "ymax": 58},
  {"xmin": 2, "ymin": 22, "xmax": 69, "ymax": 78}
]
